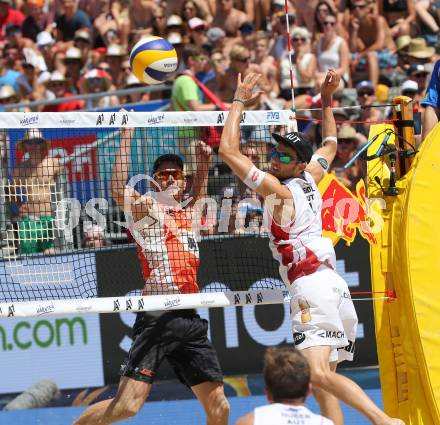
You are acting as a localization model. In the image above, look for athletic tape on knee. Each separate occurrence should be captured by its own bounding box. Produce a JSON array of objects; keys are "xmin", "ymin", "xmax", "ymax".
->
[
  {"xmin": 243, "ymin": 165, "xmax": 266, "ymax": 191},
  {"xmin": 311, "ymin": 154, "xmax": 329, "ymax": 173}
]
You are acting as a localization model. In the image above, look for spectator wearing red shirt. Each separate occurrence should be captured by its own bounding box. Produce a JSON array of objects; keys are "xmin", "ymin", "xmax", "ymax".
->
[
  {"xmin": 0, "ymin": 0, "xmax": 25, "ymax": 41},
  {"xmin": 42, "ymin": 71, "xmax": 84, "ymax": 112}
]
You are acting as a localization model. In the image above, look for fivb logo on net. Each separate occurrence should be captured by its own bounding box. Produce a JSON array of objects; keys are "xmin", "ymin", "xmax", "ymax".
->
[{"xmin": 53, "ymin": 173, "xmax": 385, "ymax": 247}]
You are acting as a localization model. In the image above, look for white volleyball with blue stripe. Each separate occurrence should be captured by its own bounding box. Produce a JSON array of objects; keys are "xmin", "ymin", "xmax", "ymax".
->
[{"xmin": 129, "ymin": 36, "xmax": 178, "ymax": 85}]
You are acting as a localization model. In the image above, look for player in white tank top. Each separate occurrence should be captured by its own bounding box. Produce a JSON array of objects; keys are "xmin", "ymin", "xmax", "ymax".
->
[
  {"xmin": 221, "ymin": 71, "xmax": 405, "ymax": 425},
  {"xmin": 235, "ymin": 347, "xmax": 333, "ymax": 425}
]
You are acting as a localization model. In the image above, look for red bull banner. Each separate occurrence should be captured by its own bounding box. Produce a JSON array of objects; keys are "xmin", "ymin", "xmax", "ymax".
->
[{"xmin": 318, "ymin": 173, "xmax": 378, "ymax": 246}]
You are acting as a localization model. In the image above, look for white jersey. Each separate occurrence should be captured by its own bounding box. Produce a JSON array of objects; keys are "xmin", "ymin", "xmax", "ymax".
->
[
  {"xmin": 265, "ymin": 171, "xmax": 336, "ymax": 285},
  {"xmin": 254, "ymin": 404, "xmax": 334, "ymax": 425}
]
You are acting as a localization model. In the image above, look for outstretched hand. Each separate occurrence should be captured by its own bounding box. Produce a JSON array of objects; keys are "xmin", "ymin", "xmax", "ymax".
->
[
  {"xmin": 320, "ymin": 69, "xmax": 340, "ymax": 100},
  {"xmin": 233, "ymin": 73, "xmax": 264, "ymax": 107}
]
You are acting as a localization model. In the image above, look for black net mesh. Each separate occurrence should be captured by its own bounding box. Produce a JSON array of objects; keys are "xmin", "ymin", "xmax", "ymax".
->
[{"xmin": 0, "ymin": 112, "xmax": 289, "ymax": 305}]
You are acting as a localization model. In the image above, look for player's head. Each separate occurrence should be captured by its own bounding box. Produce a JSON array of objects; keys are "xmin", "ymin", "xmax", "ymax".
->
[
  {"xmin": 152, "ymin": 154, "xmax": 186, "ymax": 198},
  {"xmin": 269, "ymin": 132, "xmax": 313, "ymax": 180},
  {"xmin": 263, "ymin": 347, "xmax": 311, "ymax": 403}
]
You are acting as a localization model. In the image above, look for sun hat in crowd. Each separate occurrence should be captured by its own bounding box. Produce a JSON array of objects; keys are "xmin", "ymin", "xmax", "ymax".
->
[
  {"xmin": 337, "ymin": 125, "xmax": 358, "ymax": 142},
  {"xmin": 46, "ymin": 70, "xmax": 67, "ymax": 85},
  {"xmin": 188, "ymin": 17, "xmax": 205, "ymax": 30},
  {"xmin": 207, "ymin": 27, "xmax": 225, "ymax": 44},
  {"xmin": 356, "ymin": 80, "xmax": 374, "ymax": 92},
  {"xmin": 401, "ymin": 80, "xmax": 418, "ymax": 94},
  {"xmin": 167, "ymin": 32, "xmax": 183, "ymax": 46},
  {"xmin": 64, "ymin": 47, "xmax": 82, "ymax": 61},
  {"xmin": 79, "ymin": 69, "xmax": 112, "ymax": 92},
  {"xmin": 291, "ymin": 26, "xmax": 310, "ymax": 40},
  {"xmin": 167, "ymin": 15, "xmax": 183, "ymax": 27},
  {"xmin": 16, "ymin": 129, "xmax": 49, "ymax": 151},
  {"xmin": 0, "ymin": 85, "xmax": 18, "ymax": 102},
  {"xmin": 395, "ymin": 35, "xmax": 411, "ymax": 51},
  {"xmin": 406, "ymin": 38, "xmax": 435, "ymax": 59},
  {"xmin": 74, "ymin": 30, "xmax": 91, "ymax": 43},
  {"xmin": 106, "ymin": 44, "xmax": 126, "ymax": 57},
  {"xmin": 124, "ymin": 73, "xmax": 143, "ymax": 88},
  {"xmin": 36, "ymin": 31, "xmax": 55, "ymax": 47}
]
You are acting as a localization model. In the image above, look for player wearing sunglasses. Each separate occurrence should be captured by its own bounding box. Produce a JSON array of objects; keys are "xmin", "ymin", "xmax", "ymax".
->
[
  {"xmin": 219, "ymin": 70, "xmax": 404, "ymax": 425},
  {"xmin": 74, "ymin": 135, "xmax": 230, "ymax": 425}
]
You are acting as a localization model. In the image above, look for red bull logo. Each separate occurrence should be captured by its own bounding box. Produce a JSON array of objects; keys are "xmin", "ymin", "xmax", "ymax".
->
[{"xmin": 319, "ymin": 174, "xmax": 378, "ymax": 246}]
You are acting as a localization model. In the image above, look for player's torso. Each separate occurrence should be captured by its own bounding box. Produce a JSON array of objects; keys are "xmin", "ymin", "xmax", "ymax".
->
[
  {"xmin": 266, "ymin": 172, "xmax": 336, "ymax": 284},
  {"xmin": 254, "ymin": 404, "xmax": 331, "ymax": 425},
  {"xmin": 136, "ymin": 207, "xmax": 200, "ymax": 294}
]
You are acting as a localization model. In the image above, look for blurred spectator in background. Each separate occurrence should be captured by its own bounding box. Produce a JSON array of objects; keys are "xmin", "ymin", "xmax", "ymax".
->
[
  {"xmin": 239, "ymin": 21, "xmax": 256, "ymax": 54},
  {"xmin": 315, "ymin": 9, "xmax": 350, "ymax": 88},
  {"xmin": 21, "ymin": 0, "xmax": 52, "ymax": 42},
  {"xmin": 62, "ymin": 46, "xmax": 83, "ymax": 91},
  {"xmin": 212, "ymin": 0, "xmax": 247, "ymax": 38},
  {"xmin": 151, "ymin": 7, "xmax": 167, "ymax": 37},
  {"xmin": 0, "ymin": 0, "xmax": 24, "ymax": 41},
  {"xmin": 129, "ymin": 0, "xmax": 155, "ymax": 32},
  {"xmin": 105, "ymin": 44, "xmax": 126, "ymax": 86},
  {"xmin": 188, "ymin": 17, "xmax": 208, "ymax": 48},
  {"xmin": 331, "ymin": 124, "xmax": 366, "ymax": 192},
  {"xmin": 0, "ymin": 44, "xmax": 20, "ymax": 89},
  {"xmin": 81, "ymin": 224, "xmax": 108, "ymax": 248},
  {"xmin": 279, "ymin": 27, "xmax": 316, "ymax": 108},
  {"xmin": 415, "ymin": 0, "xmax": 440, "ymax": 47},
  {"xmin": 16, "ymin": 55, "xmax": 45, "ymax": 101},
  {"xmin": 36, "ymin": 31, "xmax": 56, "ymax": 71},
  {"xmin": 407, "ymin": 63, "xmax": 430, "ymax": 93},
  {"xmin": 354, "ymin": 80, "xmax": 383, "ymax": 139},
  {"xmin": 401, "ymin": 79, "xmax": 421, "ymax": 107},
  {"xmin": 12, "ymin": 129, "xmax": 61, "ymax": 254},
  {"xmin": 171, "ymin": 44, "xmax": 216, "ymax": 111},
  {"xmin": 73, "ymin": 29, "xmax": 92, "ymax": 65},
  {"xmin": 42, "ymin": 70, "xmax": 84, "ymax": 111},
  {"xmin": 207, "ymin": 26, "xmax": 226, "ymax": 53},
  {"xmin": 121, "ymin": 73, "xmax": 147, "ymax": 104},
  {"xmin": 349, "ymin": 0, "xmax": 385, "ymax": 87},
  {"xmin": 55, "ymin": 0, "xmax": 92, "ymax": 42},
  {"xmin": 254, "ymin": 32, "xmax": 278, "ymax": 99},
  {"xmin": 79, "ymin": 68, "xmax": 118, "ymax": 109},
  {"xmin": 377, "ymin": 0, "xmax": 416, "ymax": 38}
]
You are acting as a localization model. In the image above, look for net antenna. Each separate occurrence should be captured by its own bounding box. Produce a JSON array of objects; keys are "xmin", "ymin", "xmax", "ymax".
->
[{"xmin": 284, "ymin": 0, "xmax": 298, "ymax": 133}]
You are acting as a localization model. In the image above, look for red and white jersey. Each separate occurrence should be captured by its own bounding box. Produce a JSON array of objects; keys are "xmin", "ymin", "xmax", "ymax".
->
[
  {"xmin": 253, "ymin": 404, "xmax": 334, "ymax": 425},
  {"xmin": 265, "ymin": 171, "xmax": 336, "ymax": 285},
  {"xmin": 135, "ymin": 206, "xmax": 200, "ymax": 294}
]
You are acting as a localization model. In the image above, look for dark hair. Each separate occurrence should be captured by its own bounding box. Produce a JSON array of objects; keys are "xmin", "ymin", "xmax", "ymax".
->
[
  {"xmin": 152, "ymin": 154, "xmax": 184, "ymax": 173},
  {"xmin": 264, "ymin": 347, "xmax": 310, "ymax": 402},
  {"xmin": 314, "ymin": 1, "xmax": 336, "ymax": 33},
  {"xmin": 182, "ymin": 44, "xmax": 204, "ymax": 66}
]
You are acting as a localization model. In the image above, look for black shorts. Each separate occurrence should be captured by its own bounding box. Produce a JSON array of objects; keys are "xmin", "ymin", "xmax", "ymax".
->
[{"xmin": 120, "ymin": 310, "xmax": 223, "ymax": 387}]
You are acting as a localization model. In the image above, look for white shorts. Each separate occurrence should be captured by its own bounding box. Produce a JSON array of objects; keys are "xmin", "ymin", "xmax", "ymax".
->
[{"xmin": 289, "ymin": 266, "xmax": 358, "ymax": 363}]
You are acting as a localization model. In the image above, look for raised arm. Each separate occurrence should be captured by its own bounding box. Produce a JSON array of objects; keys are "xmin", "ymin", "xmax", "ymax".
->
[
  {"xmin": 218, "ymin": 73, "xmax": 292, "ymax": 200},
  {"xmin": 187, "ymin": 140, "xmax": 212, "ymax": 206},
  {"xmin": 306, "ymin": 69, "xmax": 340, "ymax": 184}
]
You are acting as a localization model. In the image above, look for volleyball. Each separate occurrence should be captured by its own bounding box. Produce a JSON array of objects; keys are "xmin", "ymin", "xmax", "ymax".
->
[{"xmin": 129, "ymin": 36, "xmax": 178, "ymax": 85}]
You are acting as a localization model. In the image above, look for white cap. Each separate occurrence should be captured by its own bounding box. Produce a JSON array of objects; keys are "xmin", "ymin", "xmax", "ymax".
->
[
  {"xmin": 48, "ymin": 70, "xmax": 67, "ymax": 83},
  {"xmin": 106, "ymin": 44, "xmax": 126, "ymax": 57},
  {"xmin": 167, "ymin": 14, "xmax": 182, "ymax": 27},
  {"xmin": 273, "ymin": 0, "xmax": 285, "ymax": 6},
  {"xmin": 188, "ymin": 17, "xmax": 205, "ymax": 30},
  {"xmin": 37, "ymin": 70, "xmax": 51, "ymax": 85},
  {"xmin": 64, "ymin": 47, "xmax": 82, "ymax": 60},
  {"xmin": 401, "ymin": 79, "xmax": 418, "ymax": 93},
  {"xmin": 168, "ymin": 32, "xmax": 183, "ymax": 45},
  {"xmin": 125, "ymin": 73, "xmax": 141, "ymax": 87},
  {"xmin": 36, "ymin": 31, "xmax": 55, "ymax": 47}
]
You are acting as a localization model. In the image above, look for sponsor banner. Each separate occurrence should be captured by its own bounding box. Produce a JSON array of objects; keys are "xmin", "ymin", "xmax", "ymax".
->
[
  {"xmin": 0, "ymin": 252, "xmax": 103, "ymax": 393},
  {"xmin": 96, "ymin": 236, "xmax": 376, "ymax": 384},
  {"xmin": 0, "ymin": 111, "xmax": 290, "ymax": 129},
  {"xmin": 0, "ymin": 314, "xmax": 104, "ymax": 393}
]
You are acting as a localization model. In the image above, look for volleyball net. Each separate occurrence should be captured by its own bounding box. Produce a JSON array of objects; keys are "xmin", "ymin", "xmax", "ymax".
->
[{"xmin": 0, "ymin": 111, "xmax": 294, "ymax": 318}]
